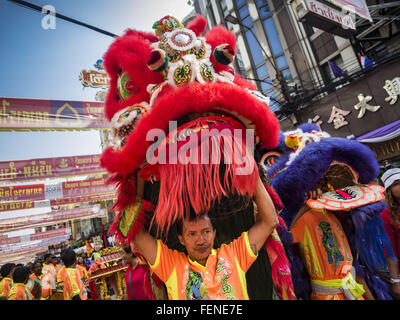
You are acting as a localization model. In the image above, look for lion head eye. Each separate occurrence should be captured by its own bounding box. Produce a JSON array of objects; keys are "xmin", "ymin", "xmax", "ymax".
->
[{"xmin": 117, "ymin": 70, "xmax": 138, "ymax": 101}]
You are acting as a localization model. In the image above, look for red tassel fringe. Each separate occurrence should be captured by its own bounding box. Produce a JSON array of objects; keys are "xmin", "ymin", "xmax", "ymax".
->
[
  {"xmin": 265, "ymin": 225, "xmax": 296, "ymax": 300},
  {"xmin": 153, "ymin": 131, "xmax": 259, "ymax": 235},
  {"xmin": 264, "ymin": 184, "xmax": 284, "ymax": 211}
]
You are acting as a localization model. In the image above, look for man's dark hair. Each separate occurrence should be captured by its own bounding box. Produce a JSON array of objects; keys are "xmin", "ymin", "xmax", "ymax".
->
[
  {"xmin": 0, "ymin": 263, "xmax": 15, "ymax": 278},
  {"xmin": 12, "ymin": 266, "xmax": 30, "ymax": 283},
  {"xmin": 61, "ymin": 248, "xmax": 76, "ymax": 268},
  {"xmin": 43, "ymin": 253, "xmax": 52, "ymax": 261},
  {"xmin": 122, "ymin": 246, "xmax": 136, "ymax": 258},
  {"xmin": 176, "ymin": 213, "xmax": 215, "ymax": 235}
]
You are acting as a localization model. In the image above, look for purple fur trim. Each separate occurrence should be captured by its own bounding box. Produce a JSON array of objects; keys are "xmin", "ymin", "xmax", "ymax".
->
[
  {"xmin": 344, "ymin": 202, "xmax": 396, "ymax": 299},
  {"xmin": 297, "ymin": 123, "xmax": 320, "ymax": 133},
  {"xmin": 271, "ymin": 138, "xmax": 380, "ymax": 227}
]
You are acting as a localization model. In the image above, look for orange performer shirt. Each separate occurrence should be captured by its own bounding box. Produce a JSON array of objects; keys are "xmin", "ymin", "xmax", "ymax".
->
[
  {"xmin": 290, "ymin": 209, "xmax": 356, "ymax": 299},
  {"xmin": 149, "ymin": 231, "xmax": 258, "ymax": 300},
  {"xmin": 0, "ymin": 277, "xmax": 13, "ymax": 299},
  {"xmin": 7, "ymin": 283, "xmax": 34, "ymax": 300},
  {"xmin": 58, "ymin": 267, "xmax": 88, "ymax": 300},
  {"xmin": 76, "ymin": 264, "xmax": 88, "ymax": 280}
]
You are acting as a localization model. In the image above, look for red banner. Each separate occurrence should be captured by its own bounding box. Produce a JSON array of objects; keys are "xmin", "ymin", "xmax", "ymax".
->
[
  {"xmin": 0, "ymin": 228, "xmax": 71, "ymax": 246},
  {"xmin": 0, "ymin": 183, "xmax": 45, "ymax": 202},
  {"xmin": 0, "ymin": 154, "xmax": 106, "ymax": 182},
  {"xmin": 0, "ymin": 193, "xmax": 116, "ymax": 212},
  {"xmin": 0, "ymin": 206, "xmax": 104, "ymax": 232},
  {"xmin": 61, "ymin": 177, "xmax": 114, "ymax": 198},
  {"xmin": 0, "ymin": 97, "xmax": 109, "ymax": 129},
  {"xmin": 0, "ymin": 177, "xmax": 115, "ymax": 205}
]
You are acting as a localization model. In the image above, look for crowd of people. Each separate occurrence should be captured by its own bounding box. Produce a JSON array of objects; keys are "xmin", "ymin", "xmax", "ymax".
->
[{"xmin": 0, "ymin": 249, "xmax": 92, "ymax": 300}]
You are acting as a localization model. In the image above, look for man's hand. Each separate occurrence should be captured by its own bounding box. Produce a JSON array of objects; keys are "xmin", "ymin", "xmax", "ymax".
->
[
  {"xmin": 132, "ymin": 229, "xmax": 158, "ymax": 266},
  {"xmin": 308, "ymin": 188, "xmax": 323, "ymax": 200}
]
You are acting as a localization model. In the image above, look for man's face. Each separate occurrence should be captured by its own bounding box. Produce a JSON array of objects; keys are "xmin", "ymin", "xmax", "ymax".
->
[
  {"xmin": 33, "ymin": 263, "xmax": 42, "ymax": 275},
  {"xmin": 178, "ymin": 216, "xmax": 216, "ymax": 265}
]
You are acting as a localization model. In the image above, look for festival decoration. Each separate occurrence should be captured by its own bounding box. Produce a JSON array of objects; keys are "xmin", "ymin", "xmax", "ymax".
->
[{"xmin": 87, "ymin": 247, "xmax": 127, "ymax": 300}]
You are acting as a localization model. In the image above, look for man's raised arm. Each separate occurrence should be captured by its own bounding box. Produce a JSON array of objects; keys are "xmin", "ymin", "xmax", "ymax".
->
[
  {"xmin": 248, "ymin": 177, "xmax": 279, "ymax": 255},
  {"xmin": 132, "ymin": 229, "xmax": 158, "ymax": 265}
]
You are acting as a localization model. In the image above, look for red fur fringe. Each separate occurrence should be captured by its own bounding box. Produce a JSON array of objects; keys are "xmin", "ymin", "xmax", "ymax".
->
[
  {"xmin": 100, "ymin": 81, "xmax": 280, "ymax": 176},
  {"xmin": 186, "ymin": 14, "xmax": 207, "ymax": 36},
  {"xmin": 265, "ymin": 223, "xmax": 296, "ymax": 300},
  {"xmin": 264, "ymin": 184, "xmax": 284, "ymax": 211},
  {"xmin": 153, "ymin": 128, "xmax": 259, "ymax": 234},
  {"xmin": 204, "ymin": 25, "xmax": 237, "ymax": 73}
]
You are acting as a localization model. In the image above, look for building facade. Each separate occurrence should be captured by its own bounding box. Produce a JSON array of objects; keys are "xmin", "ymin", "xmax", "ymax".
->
[{"xmin": 194, "ymin": 0, "xmax": 400, "ymax": 168}]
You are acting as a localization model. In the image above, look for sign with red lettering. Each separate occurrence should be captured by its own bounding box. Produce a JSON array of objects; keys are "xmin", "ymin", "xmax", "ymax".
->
[
  {"xmin": 0, "ymin": 205, "xmax": 104, "ymax": 232},
  {"xmin": 0, "ymin": 184, "xmax": 45, "ymax": 202},
  {"xmin": 0, "ymin": 154, "xmax": 106, "ymax": 182},
  {"xmin": 0, "ymin": 228, "xmax": 71, "ymax": 246},
  {"xmin": 325, "ymin": 0, "xmax": 371, "ymax": 21},
  {"xmin": 0, "ymin": 193, "xmax": 115, "ymax": 212},
  {"xmin": 61, "ymin": 177, "xmax": 114, "ymax": 198},
  {"xmin": 0, "ymin": 97, "xmax": 109, "ymax": 129}
]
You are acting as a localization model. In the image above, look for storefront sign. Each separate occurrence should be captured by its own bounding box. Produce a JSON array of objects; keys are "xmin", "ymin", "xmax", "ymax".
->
[
  {"xmin": 0, "ymin": 177, "xmax": 114, "ymax": 204},
  {"xmin": 0, "ymin": 205, "xmax": 104, "ymax": 232},
  {"xmin": 0, "ymin": 183, "xmax": 45, "ymax": 202},
  {"xmin": 325, "ymin": 0, "xmax": 372, "ymax": 21},
  {"xmin": 368, "ymin": 136, "xmax": 400, "ymax": 161},
  {"xmin": 0, "ymin": 227, "xmax": 71, "ymax": 246},
  {"xmin": 0, "ymin": 154, "xmax": 106, "ymax": 182},
  {"xmin": 0, "ymin": 193, "xmax": 115, "ymax": 212},
  {"xmin": 328, "ymin": 106, "xmax": 351, "ymax": 129},
  {"xmin": 306, "ymin": 0, "xmax": 356, "ymax": 30},
  {"xmin": 0, "ymin": 97, "xmax": 109, "ymax": 129},
  {"xmin": 0, "ymin": 235, "xmax": 70, "ymax": 255},
  {"xmin": 354, "ymin": 93, "xmax": 381, "ymax": 118},
  {"xmin": 383, "ymin": 77, "xmax": 400, "ymax": 105}
]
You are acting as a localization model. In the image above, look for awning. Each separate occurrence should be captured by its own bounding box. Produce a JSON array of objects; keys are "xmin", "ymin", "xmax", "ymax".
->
[{"xmin": 356, "ymin": 120, "xmax": 400, "ymax": 143}]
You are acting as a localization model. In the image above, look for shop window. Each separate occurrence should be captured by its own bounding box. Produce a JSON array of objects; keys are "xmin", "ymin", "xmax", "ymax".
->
[
  {"xmin": 245, "ymin": 29, "xmax": 265, "ymax": 66},
  {"xmin": 256, "ymin": 64, "xmax": 269, "ymax": 79},
  {"xmin": 276, "ymin": 55, "xmax": 288, "ymax": 69},
  {"xmin": 235, "ymin": 0, "xmax": 246, "ymax": 7},
  {"xmin": 242, "ymin": 15, "xmax": 253, "ymax": 28},
  {"xmin": 256, "ymin": 0, "xmax": 269, "ymax": 7},
  {"xmin": 261, "ymin": 80, "xmax": 273, "ymax": 93},
  {"xmin": 282, "ymin": 68, "xmax": 293, "ymax": 80},
  {"xmin": 263, "ymin": 17, "xmax": 284, "ymax": 56},
  {"xmin": 239, "ymin": 5, "xmax": 249, "ymax": 18},
  {"xmin": 259, "ymin": 4, "xmax": 271, "ymax": 19}
]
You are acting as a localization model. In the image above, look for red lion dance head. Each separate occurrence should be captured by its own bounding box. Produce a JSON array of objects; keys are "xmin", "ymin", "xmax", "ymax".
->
[{"xmin": 101, "ymin": 14, "xmax": 294, "ymax": 299}]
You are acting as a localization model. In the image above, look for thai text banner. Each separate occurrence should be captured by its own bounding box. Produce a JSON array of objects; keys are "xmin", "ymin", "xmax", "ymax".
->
[
  {"xmin": 0, "ymin": 97, "xmax": 109, "ymax": 129},
  {"xmin": 0, "ymin": 154, "xmax": 105, "ymax": 182}
]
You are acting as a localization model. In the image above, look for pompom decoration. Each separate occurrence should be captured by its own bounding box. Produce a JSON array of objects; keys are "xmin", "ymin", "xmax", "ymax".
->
[
  {"xmin": 147, "ymin": 49, "xmax": 169, "ymax": 72},
  {"xmin": 285, "ymin": 135, "xmax": 300, "ymax": 149},
  {"xmin": 213, "ymin": 43, "xmax": 235, "ymax": 65}
]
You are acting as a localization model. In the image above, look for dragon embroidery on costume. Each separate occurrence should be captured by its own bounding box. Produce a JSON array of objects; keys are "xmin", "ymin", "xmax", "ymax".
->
[{"xmin": 319, "ymin": 221, "xmax": 344, "ymax": 268}]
